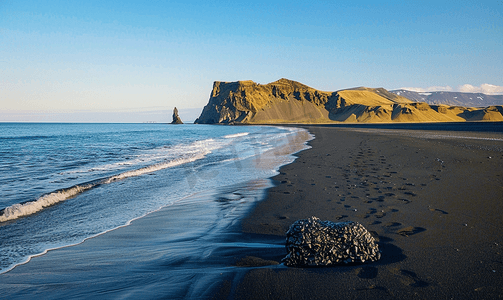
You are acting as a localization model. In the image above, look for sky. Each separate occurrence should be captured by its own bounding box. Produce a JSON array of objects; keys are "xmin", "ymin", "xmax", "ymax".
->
[{"xmin": 1, "ymin": 0, "xmax": 502, "ymax": 122}]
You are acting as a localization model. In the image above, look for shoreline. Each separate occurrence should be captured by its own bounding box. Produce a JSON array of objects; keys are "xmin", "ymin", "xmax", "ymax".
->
[
  {"xmin": 1, "ymin": 124, "xmax": 502, "ymax": 299},
  {"xmin": 217, "ymin": 125, "xmax": 503, "ymax": 299},
  {"xmin": 0, "ymin": 126, "xmax": 311, "ymax": 299}
]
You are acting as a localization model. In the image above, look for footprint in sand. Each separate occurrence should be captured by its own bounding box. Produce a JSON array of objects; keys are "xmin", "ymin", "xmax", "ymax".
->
[
  {"xmin": 384, "ymin": 222, "xmax": 402, "ymax": 228},
  {"xmin": 366, "ymin": 208, "xmax": 377, "ymax": 214},
  {"xmin": 397, "ymin": 226, "xmax": 426, "ymax": 237},
  {"xmin": 398, "ymin": 270, "xmax": 430, "ymax": 287},
  {"xmin": 357, "ymin": 266, "xmax": 379, "ymax": 279},
  {"xmin": 375, "ymin": 211, "xmax": 386, "ymax": 218},
  {"xmin": 429, "ymin": 208, "xmax": 448, "ymax": 215}
]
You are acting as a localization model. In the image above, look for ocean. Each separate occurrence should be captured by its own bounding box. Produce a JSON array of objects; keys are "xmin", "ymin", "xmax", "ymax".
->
[{"xmin": 0, "ymin": 123, "xmax": 312, "ymax": 298}]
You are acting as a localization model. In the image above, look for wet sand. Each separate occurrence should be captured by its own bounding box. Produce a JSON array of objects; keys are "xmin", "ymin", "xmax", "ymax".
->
[{"xmin": 218, "ymin": 125, "xmax": 503, "ymax": 299}]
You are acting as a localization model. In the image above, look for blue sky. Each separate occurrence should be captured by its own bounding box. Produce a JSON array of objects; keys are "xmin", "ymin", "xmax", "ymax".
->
[{"xmin": 1, "ymin": 0, "xmax": 502, "ymax": 122}]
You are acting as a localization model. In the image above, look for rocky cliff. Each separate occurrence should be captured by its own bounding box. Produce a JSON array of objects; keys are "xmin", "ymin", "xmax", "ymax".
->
[{"xmin": 194, "ymin": 79, "xmax": 503, "ymax": 124}]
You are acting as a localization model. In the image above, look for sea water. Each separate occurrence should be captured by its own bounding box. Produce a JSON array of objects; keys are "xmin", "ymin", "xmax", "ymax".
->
[{"xmin": 0, "ymin": 123, "xmax": 312, "ymax": 276}]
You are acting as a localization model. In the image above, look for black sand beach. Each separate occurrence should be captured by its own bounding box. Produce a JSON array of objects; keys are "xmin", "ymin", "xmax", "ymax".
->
[
  {"xmin": 1, "ymin": 124, "xmax": 503, "ymax": 299},
  {"xmin": 217, "ymin": 124, "xmax": 503, "ymax": 299}
]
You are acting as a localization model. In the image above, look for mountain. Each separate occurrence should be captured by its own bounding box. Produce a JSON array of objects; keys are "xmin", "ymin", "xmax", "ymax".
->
[
  {"xmin": 194, "ymin": 79, "xmax": 503, "ymax": 124},
  {"xmin": 390, "ymin": 89, "xmax": 503, "ymax": 107}
]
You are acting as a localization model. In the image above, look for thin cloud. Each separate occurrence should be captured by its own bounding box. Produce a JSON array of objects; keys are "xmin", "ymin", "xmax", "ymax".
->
[{"xmin": 458, "ymin": 84, "xmax": 503, "ymax": 95}]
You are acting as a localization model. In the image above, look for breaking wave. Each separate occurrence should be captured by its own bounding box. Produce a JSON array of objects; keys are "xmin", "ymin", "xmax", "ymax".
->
[
  {"xmin": 0, "ymin": 142, "xmax": 215, "ymax": 223},
  {"xmin": 0, "ymin": 184, "xmax": 95, "ymax": 222},
  {"xmin": 103, "ymin": 152, "xmax": 208, "ymax": 184}
]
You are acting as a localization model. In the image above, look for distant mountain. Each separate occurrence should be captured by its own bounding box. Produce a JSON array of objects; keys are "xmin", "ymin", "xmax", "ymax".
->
[
  {"xmin": 390, "ymin": 90, "xmax": 503, "ymax": 107},
  {"xmin": 194, "ymin": 79, "xmax": 503, "ymax": 124}
]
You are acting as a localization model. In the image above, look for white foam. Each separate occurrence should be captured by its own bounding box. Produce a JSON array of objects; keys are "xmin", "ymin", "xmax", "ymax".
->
[
  {"xmin": 0, "ymin": 139, "xmax": 220, "ymax": 223},
  {"xmin": 59, "ymin": 138, "xmax": 218, "ymax": 176},
  {"xmin": 0, "ymin": 126, "xmax": 315, "ymax": 276},
  {"xmin": 224, "ymin": 132, "xmax": 249, "ymax": 139},
  {"xmin": 0, "ymin": 184, "xmax": 94, "ymax": 222},
  {"xmin": 103, "ymin": 152, "xmax": 208, "ymax": 184}
]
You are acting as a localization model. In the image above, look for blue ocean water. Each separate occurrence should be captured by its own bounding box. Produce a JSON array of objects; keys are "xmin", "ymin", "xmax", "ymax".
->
[{"xmin": 0, "ymin": 123, "xmax": 311, "ymax": 275}]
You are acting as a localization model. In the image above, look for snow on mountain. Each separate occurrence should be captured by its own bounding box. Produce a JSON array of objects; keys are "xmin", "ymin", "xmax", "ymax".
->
[{"xmin": 390, "ymin": 89, "xmax": 503, "ymax": 107}]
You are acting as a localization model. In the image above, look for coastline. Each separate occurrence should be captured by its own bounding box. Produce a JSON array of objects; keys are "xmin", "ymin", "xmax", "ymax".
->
[
  {"xmin": 0, "ymin": 125, "xmax": 311, "ymax": 299},
  {"xmin": 218, "ymin": 124, "xmax": 503, "ymax": 299},
  {"xmin": 1, "ymin": 124, "xmax": 502, "ymax": 299}
]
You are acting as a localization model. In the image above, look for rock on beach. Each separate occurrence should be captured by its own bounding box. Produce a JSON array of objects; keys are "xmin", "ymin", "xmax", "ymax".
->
[{"xmin": 282, "ymin": 216, "xmax": 381, "ymax": 267}]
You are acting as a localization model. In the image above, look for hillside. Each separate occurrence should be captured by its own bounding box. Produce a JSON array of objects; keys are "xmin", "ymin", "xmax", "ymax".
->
[{"xmin": 194, "ymin": 79, "xmax": 503, "ymax": 124}]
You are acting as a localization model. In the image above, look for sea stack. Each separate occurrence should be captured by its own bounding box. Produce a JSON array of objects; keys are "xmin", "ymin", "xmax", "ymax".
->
[{"xmin": 171, "ymin": 107, "xmax": 183, "ymax": 124}]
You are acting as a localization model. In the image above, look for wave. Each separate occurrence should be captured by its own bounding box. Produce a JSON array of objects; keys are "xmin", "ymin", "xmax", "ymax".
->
[
  {"xmin": 0, "ymin": 184, "xmax": 95, "ymax": 223},
  {"xmin": 103, "ymin": 152, "xmax": 208, "ymax": 184},
  {"xmin": 224, "ymin": 132, "xmax": 249, "ymax": 139},
  {"xmin": 0, "ymin": 143, "xmax": 215, "ymax": 223},
  {"xmin": 59, "ymin": 139, "xmax": 217, "ymax": 176}
]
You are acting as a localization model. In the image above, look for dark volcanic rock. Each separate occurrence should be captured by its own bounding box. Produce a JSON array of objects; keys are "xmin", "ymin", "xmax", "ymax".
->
[
  {"xmin": 282, "ymin": 216, "xmax": 381, "ymax": 267},
  {"xmin": 171, "ymin": 107, "xmax": 183, "ymax": 124},
  {"xmin": 194, "ymin": 79, "xmax": 335, "ymax": 124}
]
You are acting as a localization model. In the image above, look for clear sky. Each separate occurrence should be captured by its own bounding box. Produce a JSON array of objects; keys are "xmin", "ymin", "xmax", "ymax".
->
[{"xmin": 1, "ymin": 0, "xmax": 502, "ymax": 122}]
